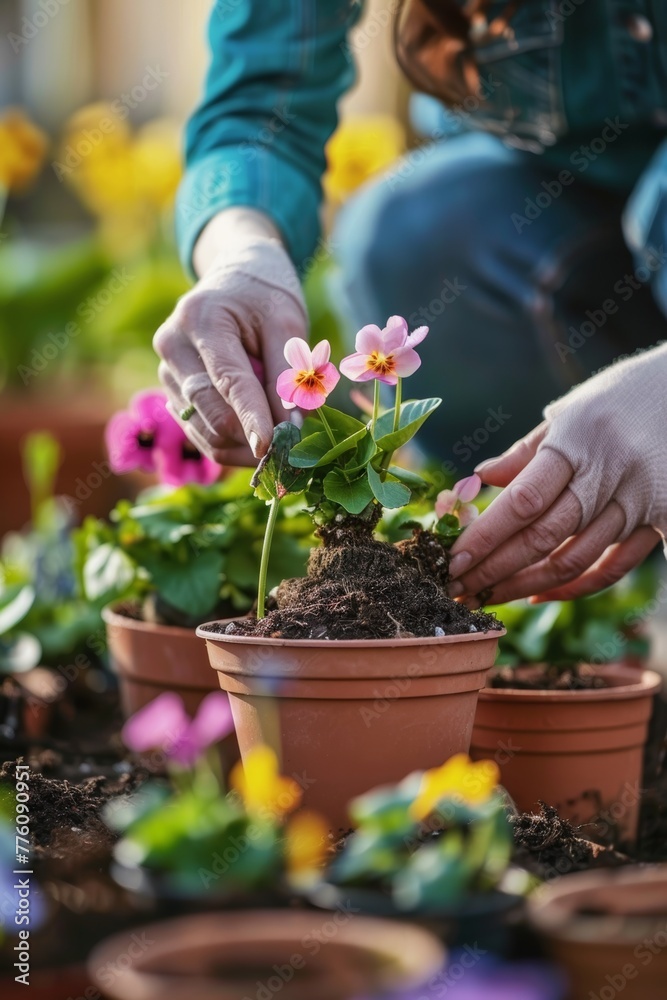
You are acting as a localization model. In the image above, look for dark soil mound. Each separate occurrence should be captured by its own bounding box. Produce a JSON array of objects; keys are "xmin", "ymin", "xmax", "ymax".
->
[
  {"xmin": 512, "ymin": 803, "xmax": 627, "ymax": 879},
  {"xmin": 0, "ymin": 757, "xmax": 141, "ymax": 863},
  {"xmin": 215, "ymin": 521, "xmax": 502, "ymax": 641}
]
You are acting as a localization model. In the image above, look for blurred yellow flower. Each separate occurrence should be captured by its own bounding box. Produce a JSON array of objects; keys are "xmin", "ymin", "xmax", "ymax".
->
[
  {"xmin": 133, "ymin": 119, "xmax": 182, "ymax": 211},
  {"xmin": 0, "ymin": 108, "xmax": 48, "ymax": 193},
  {"xmin": 411, "ymin": 753, "xmax": 500, "ymax": 821},
  {"xmin": 324, "ymin": 115, "xmax": 405, "ymax": 203},
  {"xmin": 284, "ymin": 810, "xmax": 330, "ymax": 882},
  {"xmin": 230, "ymin": 745, "xmax": 303, "ymax": 820}
]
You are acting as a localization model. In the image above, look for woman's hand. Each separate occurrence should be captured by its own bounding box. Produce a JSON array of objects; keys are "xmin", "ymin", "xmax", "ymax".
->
[
  {"xmin": 447, "ymin": 345, "xmax": 667, "ymax": 604},
  {"xmin": 154, "ymin": 208, "xmax": 308, "ymax": 465}
]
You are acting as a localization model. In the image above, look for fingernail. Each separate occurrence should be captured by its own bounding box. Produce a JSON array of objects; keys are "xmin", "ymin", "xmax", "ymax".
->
[
  {"xmin": 249, "ymin": 432, "xmax": 262, "ymax": 458},
  {"xmin": 449, "ymin": 552, "xmax": 471, "ymax": 578},
  {"xmin": 474, "ymin": 459, "xmax": 496, "ymax": 475},
  {"xmin": 448, "ymin": 581, "xmax": 464, "ymax": 597}
]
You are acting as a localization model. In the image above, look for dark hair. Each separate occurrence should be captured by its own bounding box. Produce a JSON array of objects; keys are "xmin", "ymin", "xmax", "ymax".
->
[{"xmin": 394, "ymin": 0, "xmax": 521, "ymax": 106}]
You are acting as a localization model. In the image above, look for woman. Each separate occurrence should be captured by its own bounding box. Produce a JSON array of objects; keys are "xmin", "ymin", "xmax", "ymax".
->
[{"xmin": 155, "ymin": 0, "xmax": 667, "ymax": 598}]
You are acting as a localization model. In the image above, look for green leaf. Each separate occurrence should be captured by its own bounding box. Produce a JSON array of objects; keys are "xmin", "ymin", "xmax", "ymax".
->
[
  {"xmin": 317, "ymin": 406, "xmax": 366, "ymax": 437},
  {"xmin": 373, "ymin": 398, "xmax": 442, "ymax": 452},
  {"xmin": 0, "ymin": 633, "xmax": 42, "ymax": 675},
  {"xmin": 323, "ymin": 469, "xmax": 374, "ymax": 514},
  {"xmin": 0, "ymin": 585, "xmax": 35, "ymax": 636},
  {"xmin": 83, "ymin": 544, "xmax": 136, "ymax": 603},
  {"xmin": 344, "ymin": 432, "xmax": 377, "ymax": 473},
  {"xmin": 290, "ymin": 427, "xmax": 368, "ymax": 469},
  {"xmin": 387, "ymin": 466, "xmax": 431, "ymax": 496},
  {"xmin": 251, "ymin": 422, "xmax": 310, "ymax": 501},
  {"xmin": 367, "ymin": 466, "xmax": 411, "ymax": 509},
  {"xmin": 434, "ymin": 513, "xmax": 462, "ymax": 542},
  {"xmin": 140, "ymin": 549, "xmax": 224, "ymax": 617}
]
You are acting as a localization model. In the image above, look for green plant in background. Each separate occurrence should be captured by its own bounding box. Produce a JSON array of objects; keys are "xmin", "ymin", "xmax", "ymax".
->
[
  {"xmin": 0, "ymin": 433, "xmax": 105, "ymax": 668},
  {"xmin": 493, "ymin": 564, "xmax": 658, "ymax": 671},
  {"xmin": 110, "ymin": 693, "xmax": 328, "ymax": 895},
  {"xmin": 76, "ymin": 469, "xmax": 314, "ymax": 626},
  {"xmin": 328, "ymin": 754, "xmax": 514, "ymax": 912}
]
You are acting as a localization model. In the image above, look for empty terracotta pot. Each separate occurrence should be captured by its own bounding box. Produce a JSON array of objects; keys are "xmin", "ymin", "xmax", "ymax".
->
[
  {"xmin": 88, "ymin": 909, "xmax": 445, "ymax": 1000},
  {"xmin": 103, "ymin": 604, "xmax": 221, "ymax": 717},
  {"xmin": 470, "ymin": 663, "xmax": 661, "ymax": 840},
  {"xmin": 529, "ymin": 865, "xmax": 667, "ymax": 1000},
  {"xmin": 198, "ymin": 622, "xmax": 504, "ymax": 831}
]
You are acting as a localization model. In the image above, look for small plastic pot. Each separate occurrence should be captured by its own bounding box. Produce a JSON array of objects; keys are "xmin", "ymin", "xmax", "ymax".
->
[
  {"xmin": 471, "ymin": 663, "xmax": 661, "ymax": 841},
  {"xmin": 88, "ymin": 909, "xmax": 445, "ymax": 1000},
  {"xmin": 103, "ymin": 604, "xmax": 222, "ymax": 717},
  {"xmin": 529, "ymin": 864, "xmax": 667, "ymax": 1000},
  {"xmin": 198, "ymin": 621, "xmax": 505, "ymax": 831}
]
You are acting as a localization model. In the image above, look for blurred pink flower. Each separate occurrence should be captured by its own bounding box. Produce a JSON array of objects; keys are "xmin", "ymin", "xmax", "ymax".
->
[
  {"xmin": 105, "ymin": 389, "xmax": 167, "ymax": 474},
  {"xmin": 435, "ymin": 474, "xmax": 482, "ymax": 526},
  {"xmin": 339, "ymin": 315, "xmax": 428, "ymax": 385},
  {"xmin": 276, "ymin": 338, "xmax": 340, "ymax": 410},
  {"xmin": 121, "ymin": 690, "xmax": 234, "ymax": 768},
  {"xmin": 105, "ymin": 389, "xmax": 221, "ymax": 487}
]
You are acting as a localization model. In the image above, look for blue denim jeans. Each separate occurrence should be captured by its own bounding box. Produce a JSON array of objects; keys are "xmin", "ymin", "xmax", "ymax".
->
[{"xmin": 334, "ymin": 132, "xmax": 666, "ymax": 476}]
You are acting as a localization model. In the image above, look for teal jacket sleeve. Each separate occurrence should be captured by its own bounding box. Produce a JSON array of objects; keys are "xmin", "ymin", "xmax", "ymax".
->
[
  {"xmin": 623, "ymin": 139, "xmax": 667, "ymax": 317},
  {"xmin": 176, "ymin": 1, "xmax": 362, "ymax": 276}
]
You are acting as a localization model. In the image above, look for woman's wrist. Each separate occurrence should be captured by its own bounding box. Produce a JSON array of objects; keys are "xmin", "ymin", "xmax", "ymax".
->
[{"xmin": 193, "ymin": 207, "xmax": 284, "ymax": 278}]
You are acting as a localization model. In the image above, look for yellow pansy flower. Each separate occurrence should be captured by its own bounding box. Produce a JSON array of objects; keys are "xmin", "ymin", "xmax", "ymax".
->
[
  {"xmin": 230, "ymin": 745, "xmax": 302, "ymax": 820},
  {"xmin": 284, "ymin": 810, "xmax": 330, "ymax": 883},
  {"xmin": 0, "ymin": 109, "xmax": 48, "ymax": 192},
  {"xmin": 132, "ymin": 119, "xmax": 182, "ymax": 210},
  {"xmin": 324, "ymin": 115, "xmax": 405, "ymax": 203},
  {"xmin": 410, "ymin": 753, "xmax": 500, "ymax": 821}
]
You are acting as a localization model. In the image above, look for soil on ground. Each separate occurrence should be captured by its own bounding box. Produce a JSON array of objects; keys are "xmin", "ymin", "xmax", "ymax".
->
[
  {"xmin": 209, "ymin": 519, "xmax": 503, "ymax": 641},
  {"xmin": 511, "ymin": 803, "xmax": 628, "ymax": 879},
  {"xmin": 490, "ymin": 664, "xmax": 608, "ymax": 691}
]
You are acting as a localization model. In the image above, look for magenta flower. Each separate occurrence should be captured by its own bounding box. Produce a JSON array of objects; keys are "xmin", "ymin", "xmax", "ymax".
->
[
  {"xmin": 339, "ymin": 315, "xmax": 428, "ymax": 386},
  {"xmin": 121, "ymin": 691, "xmax": 234, "ymax": 768},
  {"xmin": 106, "ymin": 389, "xmax": 222, "ymax": 487},
  {"xmin": 105, "ymin": 389, "xmax": 167, "ymax": 474},
  {"xmin": 276, "ymin": 338, "xmax": 340, "ymax": 410},
  {"xmin": 435, "ymin": 474, "xmax": 482, "ymax": 527}
]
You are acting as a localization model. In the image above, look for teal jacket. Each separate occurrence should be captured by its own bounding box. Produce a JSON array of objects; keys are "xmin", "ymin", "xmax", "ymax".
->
[{"xmin": 176, "ymin": 1, "xmax": 667, "ymax": 280}]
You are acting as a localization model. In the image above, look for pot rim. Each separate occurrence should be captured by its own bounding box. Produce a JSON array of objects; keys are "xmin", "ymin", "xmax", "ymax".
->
[
  {"xmin": 529, "ymin": 864, "xmax": 667, "ymax": 944},
  {"xmin": 478, "ymin": 662, "xmax": 661, "ymax": 703},
  {"xmin": 197, "ymin": 619, "xmax": 506, "ymax": 649},
  {"xmin": 102, "ymin": 602, "xmax": 198, "ymax": 640},
  {"xmin": 87, "ymin": 909, "xmax": 445, "ymax": 999}
]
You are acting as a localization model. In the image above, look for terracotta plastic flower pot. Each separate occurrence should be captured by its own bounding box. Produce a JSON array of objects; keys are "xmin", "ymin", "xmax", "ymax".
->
[
  {"xmin": 103, "ymin": 604, "xmax": 222, "ymax": 717},
  {"xmin": 197, "ymin": 622, "xmax": 505, "ymax": 831},
  {"xmin": 88, "ymin": 909, "xmax": 445, "ymax": 1000},
  {"xmin": 529, "ymin": 865, "xmax": 667, "ymax": 1000},
  {"xmin": 470, "ymin": 663, "xmax": 661, "ymax": 840}
]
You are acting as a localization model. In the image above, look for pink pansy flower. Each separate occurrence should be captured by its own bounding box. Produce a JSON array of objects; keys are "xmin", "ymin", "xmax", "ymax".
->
[
  {"xmin": 156, "ymin": 416, "xmax": 221, "ymax": 487},
  {"xmin": 106, "ymin": 389, "xmax": 222, "ymax": 487},
  {"xmin": 105, "ymin": 389, "xmax": 168, "ymax": 474},
  {"xmin": 435, "ymin": 474, "xmax": 482, "ymax": 527},
  {"xmin": 339, "ymin": 315, "xmax": 428, "ymax": 386},
  {"xmin": 276, "ymin": 338, "xmax": 340, "ymax": 410},
  {"xmin": 122, "ymin": 691, "xmax": 234, "ymax": 768}
]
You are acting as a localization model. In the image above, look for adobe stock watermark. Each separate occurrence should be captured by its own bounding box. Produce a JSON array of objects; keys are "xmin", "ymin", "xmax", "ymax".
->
[
  {"xmin": 7, "ymin": 0, "xmax": 71, "ymax": 53},
  {"xmin": 589, "ymin": 918, "xmax": 667, "ymax": 1000},
  {"xmin": 18, "ymin": 267, "xmax": 135, "ymax": 385},
  {"xmin": 52, "ymin": 66, "xmax": 169, "ymax": 181},
  {"xmin": 554, "ymin": 246, "xmax": 667, "ymax": 362},
  {"xmin": 511, "ymin": 117, "xmax": 630, "ymax": 233},
  {"xmin": 408, "ymin": 276, "xmax": 468, "ymax": 326}
]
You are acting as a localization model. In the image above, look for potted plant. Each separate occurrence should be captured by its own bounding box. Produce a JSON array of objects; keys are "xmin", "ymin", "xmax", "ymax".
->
[
  {"xmin": 79, "ymin": 390, "xmax": 312, "ymax": 716},
  {"xmin": 106, "ymin": 691, "xmax": 330, "ymax": 906},
  {"xmin": 529, "ymin": 865, "xmax": 667, "ymax": 1000},
  {"xmin": 198, "ymin": 318, "xmax": 504, "ymax": 829},
  {"xmin": 470, "ymin": 579, "xmax": 662, "ymax": 842},
  {"xmin": 310, "ymin": 752, "xmax": 528, "ymax": 953}
]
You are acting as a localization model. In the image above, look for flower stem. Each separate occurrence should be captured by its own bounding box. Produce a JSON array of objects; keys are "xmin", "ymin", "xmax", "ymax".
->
[
  {"xmin": 257, "ymin": 496, "xmax": 280, "ymax": 619},
  {"xmin": 372, "ymin": 380, "xmax": 381, "ymax": 437},
  {"xmin": 393, "ymin": 378, "xmax": 402, "ymax": 432},
  {"xmin": 318, "ymin": 409, "xmax": 337, "ymax": 448}
]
